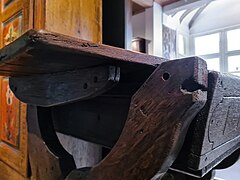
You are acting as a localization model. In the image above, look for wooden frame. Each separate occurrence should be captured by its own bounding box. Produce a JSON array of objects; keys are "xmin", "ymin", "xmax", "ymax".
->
[
  {"xmin": 0, "ymin": 77, "xmax": 28, "ymax": 177},
  {"xmin": 0, "ymin": 1, "xmax": 31, "ymax": 177},
  {"xmin": 0, "ymin": 0, "xmax": 32, "ymax": 47}
]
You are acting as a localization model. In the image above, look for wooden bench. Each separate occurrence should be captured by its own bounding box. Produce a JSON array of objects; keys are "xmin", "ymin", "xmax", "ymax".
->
[{"xmin": 0, "ymin": 30, "xmax": 239, "ymax": 180}]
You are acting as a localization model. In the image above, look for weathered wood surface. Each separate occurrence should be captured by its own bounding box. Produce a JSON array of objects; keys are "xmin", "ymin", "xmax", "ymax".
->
[
  {"xmin": 9, "ymin": 66, "xmax": 120, "ymax": 106},
  {"xmin": 0, "ymin": 161, "xmax": 27, "ymax": 180},
  {"xmin": 52, "ymin": 97, "xmax": 130, "ymax": 148},
  {"xmin": 27, "ymin": 105, "xmax": 76, "ymax": 179},
  {"xmin": 171, "ymin": 71, "xmax": 240, "ymax": 177},
  {"xmin": 189, "ymin": 72, "xmax": 240, "ymax": 169},
  {"xmin": 0, "ymin": 30, "xmax": 165, "ymax": 77},
  {"xmin": 84, "ymin": 57, "xmax": 208, "ymax": 180},
  {"xmin": 45, "ymin": 0, "xmax": 102, "ymax": 43},
  {"xmin": 52, "ymin": 63, "xmax": 154, "ymax": 148}
]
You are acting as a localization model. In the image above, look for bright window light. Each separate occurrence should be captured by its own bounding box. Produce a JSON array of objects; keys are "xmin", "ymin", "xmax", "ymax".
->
[
  {"xmin": 227, "ymin": 29, "xmax": 240, "ymax": 51},
  {"xmin": 195, "ymin": 33, "xmax": 219, "ymax": 55},
  {"xmin": 231, "ymin": 72, "xmax": 240, "ymax": 77},
  {"xmin": 228, "ymin": 55, "xmax": 240, "ymax": 72},
  {"xmin": 205, "ymin": 58, "xmax": 220, "ymax": 71},
  {"xmin": 178, "ymin": 34, "xmax": 185, "ymax": 55}
]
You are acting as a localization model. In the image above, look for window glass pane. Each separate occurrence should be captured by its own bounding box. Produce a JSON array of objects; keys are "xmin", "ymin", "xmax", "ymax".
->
[
  {"xmin": 178, "ymin": 34, "xmax": 185, "ymax": 55},
  {"xmin": 195, "ymin": 33, "xmax": 219, "ymax": 55},
  {"xmin": 227, "ymin": 29, "xmax": 240, "ymax": 51},
  {"xmin": 205, "ymin": 58, "xmax": 220, "ymax": 71},
  {"xmin": 228, "ymin": 55, "xmax": 240, "ymax": 72}
]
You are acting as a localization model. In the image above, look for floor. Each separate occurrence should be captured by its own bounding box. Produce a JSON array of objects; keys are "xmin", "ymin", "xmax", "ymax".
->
[{"xmin": 215, "ymin": 160, "xmax": 240, "ymax": 180}]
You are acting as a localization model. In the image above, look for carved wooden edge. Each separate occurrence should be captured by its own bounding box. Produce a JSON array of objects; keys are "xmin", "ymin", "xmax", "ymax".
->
[
  {"xmin": 9, "ymin": 65, "xmax": 120, "ymax": 106},
  {"xmin": 27, "ymin": 29, "xmax": 165, "ymax": 65},
  {"xmin": 0, "ymin": 29, "xmax": 165, "ymax": 74},
  {"xmin": 82, "ymin": 57, "xmax": 208, "ymax": 180},
  {"xmin": 27, "ymin": 105, "xmax": 76, "ymax": 179},
  {"xmin": 189, "ymin": 72, "xmax": 240, "ymax": 170}
]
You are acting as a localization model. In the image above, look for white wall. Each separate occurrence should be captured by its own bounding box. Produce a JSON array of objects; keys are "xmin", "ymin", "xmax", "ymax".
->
[
  {"xmin": 132, "ymin": 11, "xmax": 146, "ymax": 38},
  {"xmin": 190, "ymin": 0, "xmax": 240, "ymax": 35},
  {"xmin": 163, "ymin": 11, "xmax": 191, "ymax": 57},
  {"xmin": 132, "ymin": 2, "xmax": 163, "ymax": 56},
  {"xmin": 215, "ymin": 159, "xmax": 240, "ymax": 180}
]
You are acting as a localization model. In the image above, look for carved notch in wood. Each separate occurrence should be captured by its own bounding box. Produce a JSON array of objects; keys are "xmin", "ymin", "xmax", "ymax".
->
[
  {"xmin": 9, "ymin": 65, "xmax": 120, "ymax": 106},
  {"xmin": 84, "ymin": 57, "xmax": 208, "ymax": 180}
]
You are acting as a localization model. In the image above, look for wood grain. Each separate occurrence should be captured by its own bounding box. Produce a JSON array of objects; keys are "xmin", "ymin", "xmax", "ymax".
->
[
  {"xmin": 0, "ymin": 0, "xmax": 31, "ymax": 178},
  {"xmin": 0, "ymin": 160, "xmax": 27, "ymax": 180},
  {"xmin": 0, "ymin": 30, "xmax": 164, "ymax": 77},
  {"xmin": 189, "ymin": 72, "xmax": 240, "ymax": 170},
  {"xmin": 0, "ymin": 94, "xmax": 28, "ymax": 177},
  {"xmin": 10, "ymin": 66, "xmax": 120, "ymax": 106},
  {"xmin": 33, "ymin": 0, "xmax": 45, "ymax": 30},
  {"xmin": 27, "ymin": 105, "xmax": 76, "ymax": 180},
  {"xmin": 170, "ymin": 72, "xmax": 240, "ymax": 177},
  {"xmin": 45, "ymin": 0, "xmax": 102, "ymax": 43},
  {"xmin": 85, "ymin": 57, "xmax": 208, "ymax": 180},
  {"xmin": 0, "ymin": 0, "xmax": 104, "ymax": 179},
  {"xmin": 0, "ymin": 0, "xmax": 32, "ymax": 48}
]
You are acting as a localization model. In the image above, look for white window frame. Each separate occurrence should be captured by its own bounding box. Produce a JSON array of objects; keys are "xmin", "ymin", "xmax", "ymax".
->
[{"xmin": 190, "ymin": 25, "xmax": 240, "ymax": 73}]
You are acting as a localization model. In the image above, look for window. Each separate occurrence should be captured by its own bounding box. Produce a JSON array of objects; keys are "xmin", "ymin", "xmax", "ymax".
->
[
  {"xmin": 228, "ymin": 55, "xmax": 240, "ymax": 73},
  {"xmin": 195, "ymin": 33, "xmax": 219, "ymax": 55},
  {"xmin": 227, "ymin": 29, "xmax": 240, "ymax": 51},
  {"xmin": 205, "ymin": 58, "xmax": 220, "ymax": 71},
  {"xmin": 192, "ymin": 27, "xmax": 240, "ymax": 75},
  {"xmin": 178, "ymin": 34, "xmax": 185, "ymax": 55}
]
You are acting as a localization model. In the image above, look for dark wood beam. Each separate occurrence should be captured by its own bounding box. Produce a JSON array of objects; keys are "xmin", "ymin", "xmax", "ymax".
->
[
  {"xmin": 10, "ymin": 66, "xmax": 120, "ymax": 106},
  {"xmin": 86, "ymin": 56, "xmax": 208, "ymax": 180}
]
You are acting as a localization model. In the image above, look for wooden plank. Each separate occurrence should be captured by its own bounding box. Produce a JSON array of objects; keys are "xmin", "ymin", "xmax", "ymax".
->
[
  {"xmin": 0, "ymin": 0, "xmax": 32, "ymax": 177},
  {"xmin": 45, "ymin": 0, "xmax": 102, "ymax": 43},
  {"xmin": 189, "ymin": 72, "xmax": 240, "ymax": 170},
  {"xmin": 10, "ymin": 66, "xmax": 120, "ymax": 106},
  {"xmin": 171, "ymin": 72, "xmax": 240, "ymax": 177},
  {"xmin": 52, "ymin": 62, "xmax": 155, "ymax": 148},
  {"xmin": 0, "ymin": 30, "xmax": 164, "ymax": 77},
  {"xmin": 0, "ymin": 161, "xmax": 27, "ymax": 180},
  {"xmin": 53, "ymin": 97, "xmax": 131, "ymax": 148},
  {"xmin": 84, "ymin": 57, "xmax": 208, "ymax": 180},
  {"xmin": 0, "ymin": 81, "xmax": 29, "ymax": 178},
  {"xmin": 27, "ymin": 105, "xmax": 76, "ymax": 179}
]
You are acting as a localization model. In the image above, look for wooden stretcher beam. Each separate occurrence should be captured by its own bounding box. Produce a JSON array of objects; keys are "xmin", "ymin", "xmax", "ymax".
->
[
  {"xmin": 81, "ymin": 57, "xmax": 208, "ymax": 180},
  {"xmin": 10, "ymin": 66, "xmax": 120, "ymax": 106},
  {"xmin": 0, "ymin": 30, "xmax": 210, "ymax": 180},
  {"xmin": 0, "ymin": 30, "xmax": 165, "ymax": 77}
]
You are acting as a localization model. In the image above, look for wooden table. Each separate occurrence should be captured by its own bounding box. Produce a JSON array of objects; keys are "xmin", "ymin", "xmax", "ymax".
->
[{"xmin": 0, "ymin": 30, "xmax": 239, "ymax": 180}]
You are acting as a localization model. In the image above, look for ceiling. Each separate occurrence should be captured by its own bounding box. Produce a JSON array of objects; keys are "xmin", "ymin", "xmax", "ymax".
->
[
  {"xmin": 132, "ymin": 0, "xmax": 180, "ymax": 8},
  {"xmin": 132, "ymin": 0, "xmax": 217, "ymax": 11},
  {"xmin": 132, "ymin": 0, "xmax": 218, "ymax": 28},
  {"xmin": 155, "ymin": 0, "xmax": 179, "ymax": 6}
]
